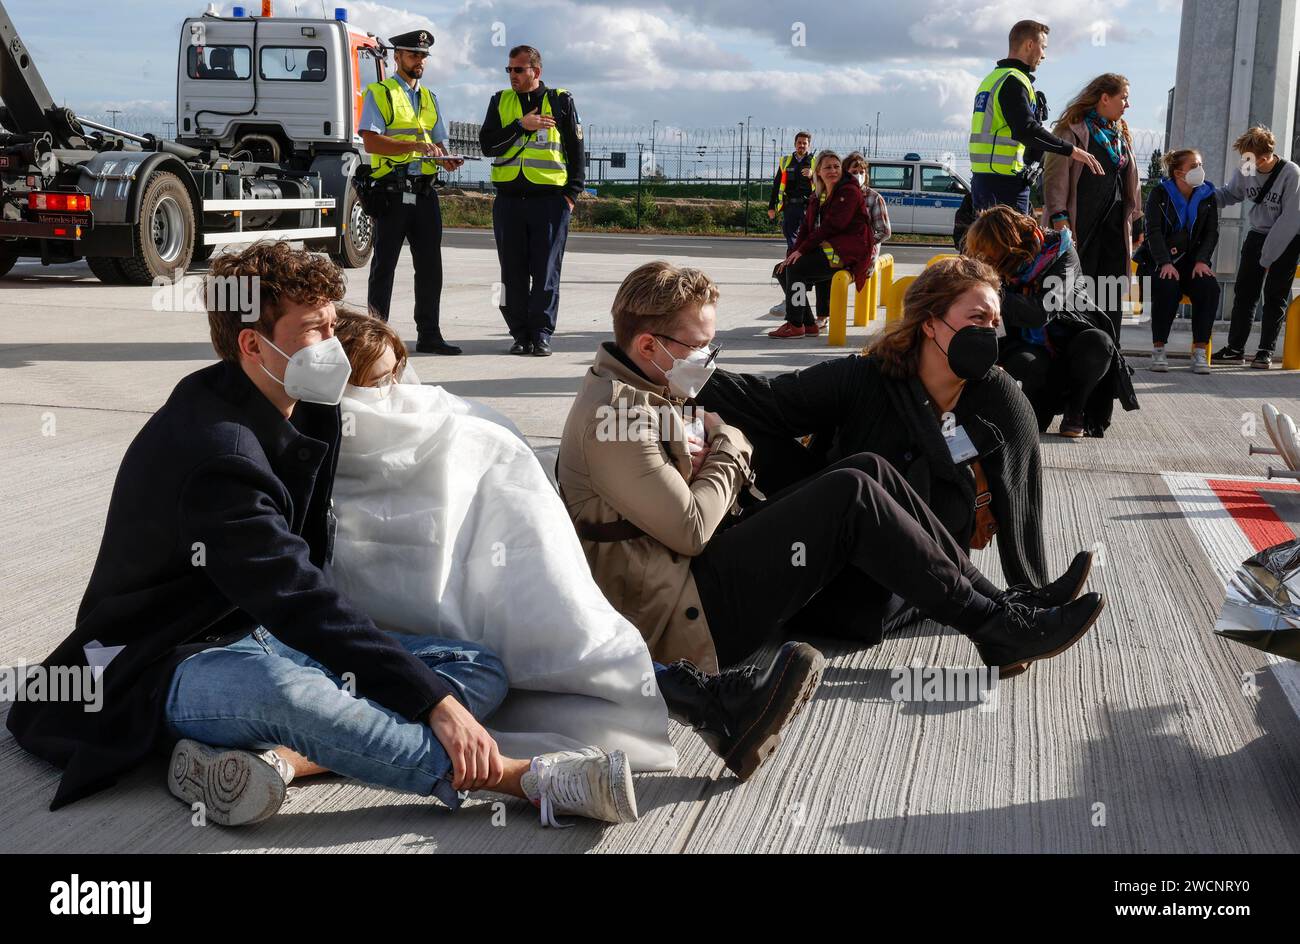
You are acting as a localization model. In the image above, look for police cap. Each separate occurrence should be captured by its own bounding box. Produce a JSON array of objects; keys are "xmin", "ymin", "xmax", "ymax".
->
[{"xmin": 390, "ymin": 29, "xmax": 434, "ymax": 53}]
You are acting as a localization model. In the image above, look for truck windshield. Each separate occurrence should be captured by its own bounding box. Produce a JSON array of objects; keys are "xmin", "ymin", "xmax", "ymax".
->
[{"xmin": 187, "ymin": 46, "xmax": 251, "ymax": 80}]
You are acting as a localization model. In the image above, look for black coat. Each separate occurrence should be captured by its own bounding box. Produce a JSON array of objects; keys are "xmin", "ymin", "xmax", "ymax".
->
[
  {"xmin": 998, "ymin": 243, "xmax": 1140, "ymax": 436},
  {"xmin": 696, "ymin": 355, "xmax": 1047, "ymax": 588},
  {"xmin": 7, "ymin": 360, "xmax": 456, "ymax": 810},
  {"xmin": 1137, "ymin": 181, "xmax": 1219, "ymax": 270}
]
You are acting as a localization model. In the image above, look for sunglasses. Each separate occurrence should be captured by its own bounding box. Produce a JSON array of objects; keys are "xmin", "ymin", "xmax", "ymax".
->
[
  {"xmin": 505, "ymin": 66, "xmax": 532, "ymax": 74},
  {"xmin": 655, "ymin": 334, "xmax": 721, "ymax": 366}
]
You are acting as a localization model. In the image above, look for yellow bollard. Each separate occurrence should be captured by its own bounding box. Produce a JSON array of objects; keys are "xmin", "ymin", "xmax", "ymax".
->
[
  {"xmin": 925, "ymin": 253, "xmax": 960, "ymax": 268},
  {"xmin": 855, "ymin": 269, "xmax": 877, "ymax": 326},
  {"xmin": 886, "ymin": 275, "xmax": 917, "ymax": 322},
  {"xmin": 1284, "ymin": 297, "xmax": 1300, "ymax": 369},
  {"xmin": 827, "ymin": 270, "xmax": 851, "ymax": 346}
]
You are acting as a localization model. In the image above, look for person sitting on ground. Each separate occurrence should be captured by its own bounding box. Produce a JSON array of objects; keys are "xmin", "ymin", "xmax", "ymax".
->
[
  {"xmin": 1135, "ymin": 148, "xmax": 1219, "ymax": 375},
  {"xmin": 6, "ymin": 241, "xmax": 636, "ymax": 830},
  {"xmin": 330, "ymin": 308, "xmax": 820, "ymax": 784},
  {"xmin": 769, "ymin": 150, "xmax": 875, "ymax": 339},
  {"xmin": 1213, "ymin": 125, "xmax": 1300, "ymax": 370},
  {"xmin": 560, "ymin": 260, "xmax": 1106, "ymax": 681},
  {"xmin": 696, "ymin": 256, "xmax": 1060, "ymax": 602},
  {"xmin": 963, "ymin": 205, "xmax": 1139, "ymax": 438}
]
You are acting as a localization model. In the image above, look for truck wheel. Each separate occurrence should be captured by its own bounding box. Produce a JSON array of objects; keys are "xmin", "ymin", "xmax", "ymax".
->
[
  {"xmin": 118, "ymin": 171, "xmax": 196, "ymax": 285},
  {"xmin": 331, "ymin": 182, "xmax": 373, "ymax": 269},
  {"xmin": 86, "ymin": 256, "xmax": 129, "ymax": 284},
  {"xmin": 0, "ymin": 246, "xmax": 17, "ymax": 278}
]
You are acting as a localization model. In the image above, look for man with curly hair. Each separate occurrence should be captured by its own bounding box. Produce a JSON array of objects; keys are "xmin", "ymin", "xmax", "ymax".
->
[{"xmin": 7, "ymin": 242, "xmax": 640, "ymax": 829}]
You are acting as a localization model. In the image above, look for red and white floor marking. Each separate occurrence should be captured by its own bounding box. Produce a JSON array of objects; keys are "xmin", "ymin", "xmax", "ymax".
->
[{"xmin": 1163, "ymin": 471, "xmax": 1300, "ymax": 718}]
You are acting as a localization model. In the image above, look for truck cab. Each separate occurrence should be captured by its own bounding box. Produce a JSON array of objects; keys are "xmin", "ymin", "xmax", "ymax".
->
[
  {"xmin": 867, "ymin": 153, "xmax": 969, "ymax": 236},
  {"xmin": 177, "ymin": 10, "xmax": 385, "ymax": 166}
]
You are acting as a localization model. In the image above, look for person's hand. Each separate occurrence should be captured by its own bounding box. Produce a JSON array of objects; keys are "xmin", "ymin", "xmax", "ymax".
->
[
  {"xmin": 416, "ymin": 141, "xmax": 441, "ymax": 157},
  {"xmin": 564, "ymin": 195, "xmax": 575, "ymax": 211},
  {"xmin": 1071, "ymin": 146, "xmax": 1105, "ymax": 175},
  {"xmin": 688, "ymin": 440, "xmax": 712, "ymax": 480},
  {"xmin": 767, "ymin": 208, "xmax": 776, "ymax": 220},
  {"xmin": 783, "ymin": 249, "xmax": 802, "ymax": 267},
  {"xmin": 1192, "ymin": 261, "xmax": 1214, "ymax": 278},
  {"xmin": 801, "ymin": 167, "xmax": 812, "ymax": 178},
  {"xmin": 428, "ymin": 695, "xmax": 503, "ymax": 792},
  {"xmin": 1159, "ymin": 263, "xmax": 1179, "ymax": 280},
  {"xmin": 698, "ymin": 409, "xmax": 725, "ymax": 437},
  {"xmin": 519, "ymin": 109, "xmax": 556, "ymax": 132},
  {"xmin": 1051, "ymin": 219, "xmax": 1069, "ymax": 233}
]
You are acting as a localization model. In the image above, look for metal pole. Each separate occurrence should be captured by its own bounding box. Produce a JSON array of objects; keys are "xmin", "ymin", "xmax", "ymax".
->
[
  {"xmin": 744, "ymin": 146, "xmax": 751, "ymax": 235},
  {"xmin": 636, "ymin": 142, "xmax": 643, "ymax": 229},
  {"xmin": 875, "ymin": 111, "xmax": 880, "ymax": 157}
]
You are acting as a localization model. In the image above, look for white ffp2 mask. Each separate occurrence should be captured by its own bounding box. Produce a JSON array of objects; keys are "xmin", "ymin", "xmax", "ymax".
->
[{"xmin": 258, "ymin": 335, "xmax": 352, "ymax": 406}]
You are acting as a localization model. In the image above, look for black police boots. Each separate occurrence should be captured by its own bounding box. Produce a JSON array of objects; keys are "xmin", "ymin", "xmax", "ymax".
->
[
  {"xmin": 657, "ymin": 641, "xmax": 825, "ymax": 782},
  {"xmin": 416, "ymin": 335, "xmax": 461, "ymax": 356},
  {"xmin": 968, "ymin": 592, "xmax": 1105, "ymax": 679}
]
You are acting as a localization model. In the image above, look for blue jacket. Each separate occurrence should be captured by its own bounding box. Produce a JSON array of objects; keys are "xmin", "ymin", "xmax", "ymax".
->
[{"xmin": 7, "ymin": 360, "xmax": 456, "ymax": 810}]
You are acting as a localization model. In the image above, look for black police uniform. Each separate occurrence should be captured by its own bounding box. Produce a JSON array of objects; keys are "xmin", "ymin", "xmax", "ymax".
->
[
  {"xmin": 479, "ymin": 81, "xmax": 585, "ymax": 355},
  {"xmin": 363, "ymin": 29, "xmax": 459, "ymax": 355}
]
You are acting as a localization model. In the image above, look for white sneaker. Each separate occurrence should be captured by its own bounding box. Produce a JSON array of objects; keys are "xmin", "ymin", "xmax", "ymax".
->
[
  {"xmin": 522, "ymin": 747, "xmax": 638, "ymax": 828},
  {"xmin": 168, "ymin": 739, "xmax": 292, "ymax": 826},
  {"xmin": 1191, "ymin": 348, "xmax": 1210, "ymax": 374},
  {"xmin": 1150, "ymin": 347, "xmax": 1168, "ymax": 372},
  {"xmin": 768, "ymin": 301, "xmax": 786, "ymax": 317}
]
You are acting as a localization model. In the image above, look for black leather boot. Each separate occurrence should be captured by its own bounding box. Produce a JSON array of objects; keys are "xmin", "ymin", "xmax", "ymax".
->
[
  {"xmin": 999, "ymin": 550, "xmax": 1094, "ymax": 609},
  {"xmin": 969, "ymin": 592, "xmax": 1105, "ymax": 679},
  {"xmin": 657, "ymin": 641, "xmax": 825, "ymax": 781}
]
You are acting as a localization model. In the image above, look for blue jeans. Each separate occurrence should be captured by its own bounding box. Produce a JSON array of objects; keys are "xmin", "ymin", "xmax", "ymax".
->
[
  {"xmin": 970, "ymin": 172, "xmax": 1030, "ymax": 215},
  {"xmin": 163, "ymin": 628, "xmax": 508, "ymax": 810}
]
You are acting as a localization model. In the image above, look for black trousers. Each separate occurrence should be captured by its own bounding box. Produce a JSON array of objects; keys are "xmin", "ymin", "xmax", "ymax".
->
[
  {"xmin": 492, "ymin": 192, "xmax": 572, "ymax": 342},
  {"xmin": 367, "ymin": 189, "xmax": 444, "ymax": 341},
  {"xmin": 1227, "ymin": 229, "xmax": 1300, "ymax": 354},
  {"xmin": 1001, "ymin": 329, "xmax": 1114, "ymax": 425},
  {"xmin": 1077, "ymin": 205, "xmax": 1130, "ymax": 337},
  {"xmin": 1149, "ymin": 257, "xmax": 1220, "ymax": 345},
  {"xmin": 779, "ymin": 250, "xmax": 834, "ymax": 326},
  {"xmin": 781, "ymin": 200, "xmax": 807, "ymax": 251},
  {"xmin": 691, "ymin": 453, "xmax": 1000, "ymax": 668}
]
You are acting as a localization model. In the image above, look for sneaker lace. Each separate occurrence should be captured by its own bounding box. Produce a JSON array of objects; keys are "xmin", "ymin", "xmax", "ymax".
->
[{"xmin": 532, "ymin": 755, "xmax": 588, "ymax": 829}]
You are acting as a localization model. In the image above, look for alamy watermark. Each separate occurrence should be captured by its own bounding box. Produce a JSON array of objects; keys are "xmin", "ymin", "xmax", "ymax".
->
[{"xmin": 152, "ymin": 270, "xmax": 261, "ymax": 321}]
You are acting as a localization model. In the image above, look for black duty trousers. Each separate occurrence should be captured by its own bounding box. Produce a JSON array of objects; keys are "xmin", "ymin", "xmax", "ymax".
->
[
  {"xmin": 367, "ymin": 189, "xmax": 444, "ymax": 341},
  {"xmin": 779, "ymin": 250, "xmax": 834, "ymax": 327},
  {"xmin": 691, "ymin": 452, "xmax": 1000, "ymax": 668}
]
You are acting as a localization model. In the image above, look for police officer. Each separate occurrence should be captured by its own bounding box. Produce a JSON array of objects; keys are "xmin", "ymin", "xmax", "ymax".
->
[
  {"xmin": 359, "ymin": 29, "xmax": 464, "ymax": 355},
  {"xmin": 968, "ymin": 19, "xmax": 1102, "ymax": 213},
  {"xmin": 479, "ymin": 45, "xmax": 584, "ymax": 356},
  {"xmin": 766, "ymin": 131, "xmax": 814, "ymax": 316}
]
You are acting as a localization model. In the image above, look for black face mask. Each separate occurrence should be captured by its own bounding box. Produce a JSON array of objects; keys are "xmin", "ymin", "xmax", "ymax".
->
[{"xmin": 935, "ymin": 322, "xmax": 999, "ymax": 380}]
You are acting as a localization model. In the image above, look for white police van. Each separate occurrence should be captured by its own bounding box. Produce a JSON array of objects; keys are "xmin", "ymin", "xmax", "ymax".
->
[{"xmin": 866, "ymin": 153, "xmax": 969, "ymax": 236}]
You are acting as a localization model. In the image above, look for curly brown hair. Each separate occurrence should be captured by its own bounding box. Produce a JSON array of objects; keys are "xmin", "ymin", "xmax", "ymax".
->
[
  {"xmin": 962, "ymin": 204, "xmax": 1043, "ymax": 281},
  {"xmin": 865, "ymin": 256, "xmax": 1001, "ymax": 379},
  {"xmin": 334, "ymin": 305, "xmax": 408, "ymax": 386},
  {"xmin": 206, "ymin": 241, "xmax": 347, "ymax": 362}
]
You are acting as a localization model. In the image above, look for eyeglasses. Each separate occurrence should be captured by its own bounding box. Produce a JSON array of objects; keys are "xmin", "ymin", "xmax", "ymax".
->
[
  {"xmin": 655, "ymin": 334, "xmax": 721, "ymax": 366},
  {"xmin": 505, "ymin": 66, "xmax": 532, "ymax": 75}
]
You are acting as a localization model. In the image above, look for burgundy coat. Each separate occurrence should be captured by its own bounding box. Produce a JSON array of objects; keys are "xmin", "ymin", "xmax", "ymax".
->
[{"xmin": 792, "ymin": 176, "xmax": 876, "ymax": 291}]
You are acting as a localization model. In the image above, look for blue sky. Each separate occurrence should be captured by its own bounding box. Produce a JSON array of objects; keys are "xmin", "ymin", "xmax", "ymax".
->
[{"xmin": 11, "ymin": 0, "xmax": 1182, "ymax": 146}]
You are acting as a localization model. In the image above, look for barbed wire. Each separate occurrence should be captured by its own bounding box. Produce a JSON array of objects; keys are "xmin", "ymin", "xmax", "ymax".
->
[{"xmin": 80, "ymin": 113, "xmax": 1168, "ymax": 187}]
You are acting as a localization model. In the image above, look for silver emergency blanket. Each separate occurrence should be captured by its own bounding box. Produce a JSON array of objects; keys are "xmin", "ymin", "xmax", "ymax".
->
[{"xmin": 1215, "ymin": 538, "xmax": 1300, "ymax": 662}]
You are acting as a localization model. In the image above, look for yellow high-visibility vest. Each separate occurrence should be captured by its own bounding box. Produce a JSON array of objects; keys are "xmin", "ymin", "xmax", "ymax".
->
[
  {"xmin": 969, "ymin": 66, "xmax": 1036, "ymax": 175},
  {"xmin": 366, "ymin": 77, "xmax": 439, "ymax": 179},
  {"xmin": 776, "ymin": 151, "xmax": 815, "ymax": 213},
  {"xmin": 490, "ymin": 88, "xmax": 569, "ymax": 187}
]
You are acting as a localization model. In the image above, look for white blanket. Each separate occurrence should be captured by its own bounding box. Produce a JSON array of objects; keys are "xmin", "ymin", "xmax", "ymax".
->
[{"xmin": 331, "ymin": 379, "xmax": 676, "ymax": 771}]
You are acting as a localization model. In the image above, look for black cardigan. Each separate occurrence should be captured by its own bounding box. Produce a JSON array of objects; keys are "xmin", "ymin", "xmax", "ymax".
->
[
  {"xmin": 1138, "ymin": 182, "xmax": 1219, "ymax": 270},
  {"xmin": 696, "ymin": 355, "xmax": 1047, "ymax": 588}
]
